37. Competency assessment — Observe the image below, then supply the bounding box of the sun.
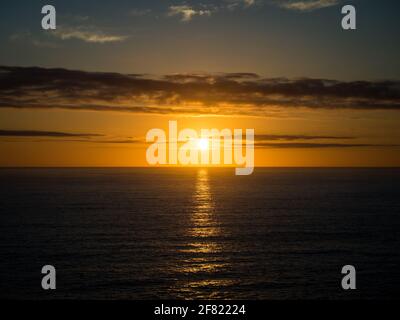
[197,138,209,151]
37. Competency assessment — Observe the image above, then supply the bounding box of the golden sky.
[1,102,400,167]
[1,1,400,167]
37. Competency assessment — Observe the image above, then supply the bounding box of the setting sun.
[197,138,209,151]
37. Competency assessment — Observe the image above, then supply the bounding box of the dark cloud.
[164,72,259,83]
[256,134,354,141]
[256,142,400,148]
[0,129,101,138]
[273,0,340,12]
[73,138,141,144]
[1,66,399,116]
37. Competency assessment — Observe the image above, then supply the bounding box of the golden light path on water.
[175,169,236,299]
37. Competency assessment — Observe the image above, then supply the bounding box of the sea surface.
[0,168,399,299]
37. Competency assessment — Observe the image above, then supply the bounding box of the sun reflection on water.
[173,169,236,298]
[188,169,219,238]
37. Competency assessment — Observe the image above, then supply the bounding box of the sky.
[1,0,400,167]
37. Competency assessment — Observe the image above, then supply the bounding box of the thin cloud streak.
[256,134,355,141]
[2,129,396,149]
[273,0,339,11]
[167,1,257,22]
[0,130,101,138]
[167,5,213,22]
[256,142,400,148]
[53,26,128,43]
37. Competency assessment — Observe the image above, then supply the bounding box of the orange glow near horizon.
[1,108,400,167]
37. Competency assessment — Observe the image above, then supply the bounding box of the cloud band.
[1,66,399,116]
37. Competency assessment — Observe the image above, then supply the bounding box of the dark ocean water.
[0,168,399,299]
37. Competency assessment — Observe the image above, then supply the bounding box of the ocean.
[0,168,399,299]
